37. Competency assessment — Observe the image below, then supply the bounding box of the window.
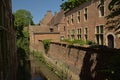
[67,17,70,26]
[95,25,104,45]
[77,11,80,23]
[99,0,104,16]
[50,28,53,32]
[68,30,70,39]
[96,26,99,34]
[71,14,74,24]
[56,25,59,31]
[95,25,104,34]
[84,28,88,41]
[64,26,66,31]
[71,29,75,35]
[71,29,75,40]
[100,25,103,33]
[77,28,82,40]
[84,8,88,21]
[85,28,88,34]
[60,36,64,40]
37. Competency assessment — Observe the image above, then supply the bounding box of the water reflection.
[32,72,46,80]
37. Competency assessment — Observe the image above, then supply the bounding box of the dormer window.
[71,14,74,24]
[67,16,70,26]
[99,0,104,17]
[77,11,80,23]
[84,8,88,21]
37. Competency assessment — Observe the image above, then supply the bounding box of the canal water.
[32,71,47,80]
[32,75,45,80]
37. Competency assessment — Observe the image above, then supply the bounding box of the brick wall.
[32,41,120,80]
[64,0,120,48]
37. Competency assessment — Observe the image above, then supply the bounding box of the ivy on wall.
[42,39,51,54]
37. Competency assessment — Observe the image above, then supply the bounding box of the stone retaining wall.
[30,40,120,80]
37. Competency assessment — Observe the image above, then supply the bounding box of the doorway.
[107,34,114,48]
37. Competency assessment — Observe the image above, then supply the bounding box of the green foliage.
[14,9,33,39]
[17,47,31,80]
[31,50,46,63]
[42,39,51,53]
[14,9,33,27]
[100,52,120,80]
[17,30,29,53]
[106,0,120,19]
[61,0,89,11]
[14,9,33,80]
[98,0,120,32]
[61,39,95,45]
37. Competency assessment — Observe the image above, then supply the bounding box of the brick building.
[0,0,17,80]
[30,0,120,49]
[29,11,60,50]
[64,0,120,48]
[48,9,66,40]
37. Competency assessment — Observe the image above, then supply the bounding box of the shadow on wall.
[79,45,120,80]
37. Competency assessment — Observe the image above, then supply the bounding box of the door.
[107,35,114,48]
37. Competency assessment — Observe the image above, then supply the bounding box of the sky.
[12,0,66,24]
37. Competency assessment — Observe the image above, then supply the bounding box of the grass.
[61,39,95,45]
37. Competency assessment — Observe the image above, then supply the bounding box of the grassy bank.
[31,51,62,80]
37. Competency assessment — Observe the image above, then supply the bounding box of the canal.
[30,55,61,80]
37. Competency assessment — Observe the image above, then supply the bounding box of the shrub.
[42,39,51,53]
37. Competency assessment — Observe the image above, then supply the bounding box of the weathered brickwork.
[29,0,120,79]
[34,41,119,80]
[0,0,17,80]
[65,0,120,48]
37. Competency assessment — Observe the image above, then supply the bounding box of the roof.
[29,25,59,33]
[48,10,65,26]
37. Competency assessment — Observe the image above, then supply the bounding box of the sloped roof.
[39,11,53,25]
[30,25,50,33]
[48,10,65,26]
[29,25,59,34]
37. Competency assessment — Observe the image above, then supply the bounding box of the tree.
[13,9,33,80]
[104,0,120,33]
[107,0,120,18]
[14,9,33,27]
[60,0,89,11]
[14,9,33,38]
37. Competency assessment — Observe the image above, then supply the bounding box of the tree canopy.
[61,0,120,31]
[60,0,89,11]
[105,0,120,32]
[106,0,120,19]
[14,9,33,27]
[14,9,32,80]
[14,9,33,39]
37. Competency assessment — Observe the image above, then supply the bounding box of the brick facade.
[29,1,120,79]
[29,11,61,50]
[34,41,119,80]
[64,0,120,48]
[30,0,120,49]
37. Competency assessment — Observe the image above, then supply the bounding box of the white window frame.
[84,8,88,21]
[77,10,80,23]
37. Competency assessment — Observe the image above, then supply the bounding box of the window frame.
[84,8,88,21]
